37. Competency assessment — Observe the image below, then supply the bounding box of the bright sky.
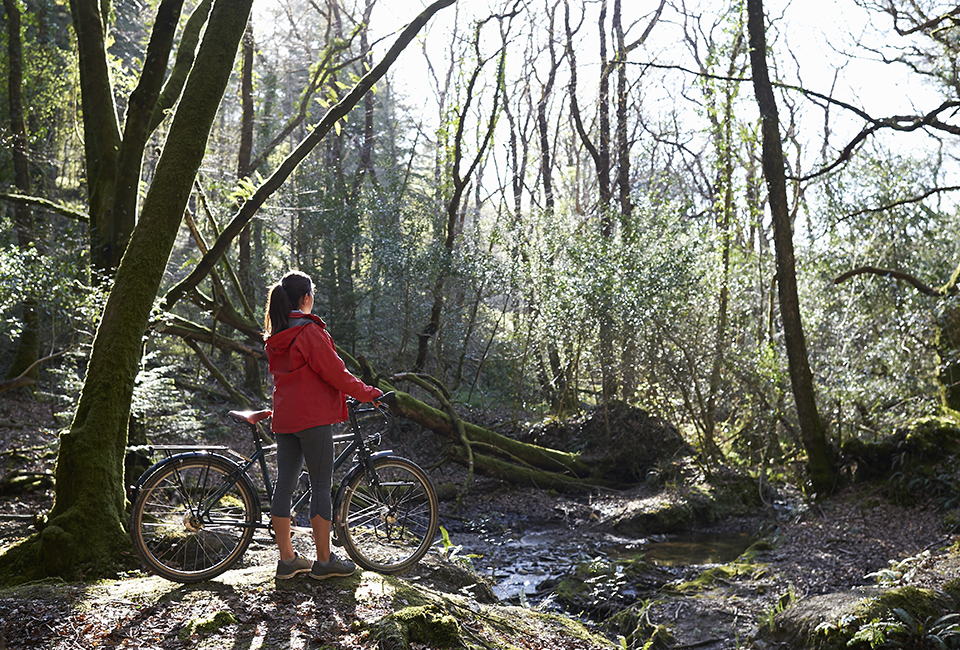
[250,0,954,186]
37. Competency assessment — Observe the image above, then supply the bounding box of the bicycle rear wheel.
[338,456,439,574]
[130,454,259,583]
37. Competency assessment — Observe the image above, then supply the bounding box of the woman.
[263,270,383,579]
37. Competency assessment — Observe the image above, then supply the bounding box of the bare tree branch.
[845,184,960,217]
[631,61,960,180]
[833,266,945,296]
[0,350,67,394]
[888,4,960,36]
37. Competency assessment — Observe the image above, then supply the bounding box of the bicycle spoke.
[339,457,439,574]
[130,455,258,583]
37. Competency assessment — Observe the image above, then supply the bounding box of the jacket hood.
[265,313,326,355]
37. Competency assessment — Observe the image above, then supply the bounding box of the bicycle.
[127,392,440,583]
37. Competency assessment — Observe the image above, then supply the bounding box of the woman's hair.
[264,270,313,338]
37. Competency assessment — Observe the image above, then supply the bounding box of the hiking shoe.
[276,553,313,579]
[309,553,357,579]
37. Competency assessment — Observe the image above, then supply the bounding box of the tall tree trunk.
[565,0,617,403]
[596,0,617,404]
[70,0,122,276]
[236,18,264,399]
[747,0,835,496]
[613,0,636,400]
[536,0,579,412]
[112,0,185,270]
[0,0,254,582]
[3,0,40,383]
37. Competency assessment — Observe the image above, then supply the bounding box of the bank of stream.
[432,471,955,649]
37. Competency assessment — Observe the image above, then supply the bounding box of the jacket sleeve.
[297,325,382,401]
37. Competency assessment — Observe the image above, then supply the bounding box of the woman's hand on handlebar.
[373,391,395,408]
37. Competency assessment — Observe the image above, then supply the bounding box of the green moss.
[373,604,463,649]
[853,586,948,623]
[747,539,775,552]
[179,610,238,640]
[669,545,769,594]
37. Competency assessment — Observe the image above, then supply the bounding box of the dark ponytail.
[264,271,313,339]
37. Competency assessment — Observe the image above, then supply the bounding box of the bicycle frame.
[128,399,394,535]
[129,391,439,581]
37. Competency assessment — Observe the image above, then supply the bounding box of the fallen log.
[446,446,614,492]
[386,387,597,482]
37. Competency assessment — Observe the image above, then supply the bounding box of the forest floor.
[0,390,956,649]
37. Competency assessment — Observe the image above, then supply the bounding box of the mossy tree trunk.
[0,0,254,582]
[748,0,836,497]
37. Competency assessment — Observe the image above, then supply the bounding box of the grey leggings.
[271,424,334,521]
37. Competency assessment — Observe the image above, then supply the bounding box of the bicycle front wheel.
[338,456,439,574]
[130,454,259,583]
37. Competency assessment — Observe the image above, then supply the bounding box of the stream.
[441,515,757,603]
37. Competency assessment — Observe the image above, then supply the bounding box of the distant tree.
[2,0,40,385]
[413,11,510,374]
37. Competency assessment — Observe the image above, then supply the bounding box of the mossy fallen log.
[388,389,595,479]
[446,446,615,492]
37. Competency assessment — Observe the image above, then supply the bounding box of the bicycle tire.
[130,454,259,583]
[338,456,439,574]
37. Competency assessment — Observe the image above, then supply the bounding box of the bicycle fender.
[127,451,253,502]
[332,450,394,522]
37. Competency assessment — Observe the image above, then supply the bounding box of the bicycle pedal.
[332,535,344,547]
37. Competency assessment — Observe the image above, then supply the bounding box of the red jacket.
[265,313,382,433]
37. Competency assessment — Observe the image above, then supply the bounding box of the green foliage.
[0,242,103,393]
[806,146,954,440]
[846,609,960,649]
[131,349,207,440]
[604,599,674,650]
[757,583,796,632]
[436,526,480,571]
[866,552,934,589]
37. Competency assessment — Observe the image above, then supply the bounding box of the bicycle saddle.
[228,409,273,425]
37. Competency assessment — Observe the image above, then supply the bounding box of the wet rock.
[542,555,674,620]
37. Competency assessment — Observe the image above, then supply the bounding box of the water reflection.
[640,531,755,566]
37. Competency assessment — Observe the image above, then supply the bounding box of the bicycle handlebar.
[346,391,395,409]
